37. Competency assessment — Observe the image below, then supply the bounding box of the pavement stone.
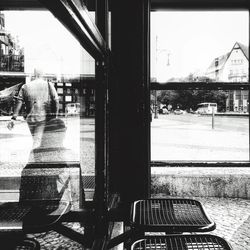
[27,222,86,250]
[199,197,250,250]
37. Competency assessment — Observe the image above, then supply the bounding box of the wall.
[151,167,250,199]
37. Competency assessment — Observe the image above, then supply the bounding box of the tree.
[153,73,228,111]
[157,89,228,111]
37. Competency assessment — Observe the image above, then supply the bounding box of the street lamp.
[154,35,171,119]
[154,89,158,119]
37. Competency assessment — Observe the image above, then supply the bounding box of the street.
[151,113,249,161]
[0,114,249,172]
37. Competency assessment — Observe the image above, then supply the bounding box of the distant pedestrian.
[7,67,59,148]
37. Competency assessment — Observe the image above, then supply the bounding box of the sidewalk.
[153,195,250,250]
[201,197,250,250]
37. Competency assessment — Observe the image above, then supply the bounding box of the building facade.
[206,42,249,112]
[0,11,24,73]
[0,11,26,115]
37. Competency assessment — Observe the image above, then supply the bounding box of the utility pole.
[154,89,158,118]
[154,35,170,119]
[154,36,159,119]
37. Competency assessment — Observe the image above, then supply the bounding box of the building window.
[235,90,241,100]
[57,87,63,94]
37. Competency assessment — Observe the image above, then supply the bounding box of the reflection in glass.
[0,11,95,203]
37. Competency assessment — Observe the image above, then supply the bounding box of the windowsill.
[152,166,250,176]
[151,166,250,199]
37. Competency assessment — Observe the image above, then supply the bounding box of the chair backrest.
[19,162,84,210]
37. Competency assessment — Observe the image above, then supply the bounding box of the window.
[0,10,96,203]
[151,10,249,162]
[235,90,241,99]
[57,87,63,94]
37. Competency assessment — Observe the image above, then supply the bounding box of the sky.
[3,10,249,81]
[151,11,249,82]
[4,11,94,76]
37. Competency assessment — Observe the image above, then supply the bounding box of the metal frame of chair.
[130,235,232,250]
[0,200,71,249]
[107,198,233,249]
[131,198,216,233]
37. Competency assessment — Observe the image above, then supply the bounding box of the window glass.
[151,11,249,162]
[151,89,249,161]
[151,11,249,83]
[0,11,95,203]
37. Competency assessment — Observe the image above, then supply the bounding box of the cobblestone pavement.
[27,222,87,250]
[25,197,250,249]
[198,197,250,250]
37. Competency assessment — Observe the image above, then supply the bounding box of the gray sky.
[151,11,249,82]
[4,10,249,81]
[4,11,94,76]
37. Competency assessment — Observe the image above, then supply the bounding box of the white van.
[196,103,217,114]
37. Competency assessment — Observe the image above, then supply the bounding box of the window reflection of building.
[29,74,95,117]
[0,11,95,118]
[53,75,95,117]
[0,11,24,73]
[0,11,25,115]
[206,42,249,112]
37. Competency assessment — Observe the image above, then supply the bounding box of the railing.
[0,54,24,72]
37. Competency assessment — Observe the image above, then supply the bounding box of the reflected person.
[19,118,77,204]
[8,67,59,148]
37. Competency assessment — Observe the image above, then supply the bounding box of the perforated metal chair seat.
[131,199,215,232]
[0,200,70,233]
[131,235,232,250]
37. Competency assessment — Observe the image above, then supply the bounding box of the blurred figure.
[28,118,76,163]
[20,118,80,205]
[7,67,59,148]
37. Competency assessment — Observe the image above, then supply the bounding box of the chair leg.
[1,235,40,250]
[19,237,41,250]
[107,228,143,249]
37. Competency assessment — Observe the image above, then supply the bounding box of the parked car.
[174,108,184,115]
[159,106,169,114]
[195,102,217,114]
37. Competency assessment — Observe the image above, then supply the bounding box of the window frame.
[0,0,111,246]
[150,4,250,166]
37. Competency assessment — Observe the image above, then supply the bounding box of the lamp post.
[154,35,171,119]
[154,89,158,118]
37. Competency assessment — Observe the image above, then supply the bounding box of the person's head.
[40,118,67,148]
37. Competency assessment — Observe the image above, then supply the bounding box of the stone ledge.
[151,167,250,199]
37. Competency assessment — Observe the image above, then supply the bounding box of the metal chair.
[131,198,215,233]
[1,235,41,250]
[107,198,216,249]
[0,200,71,249]
[0,161,74,249]
[130,235,232,250]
